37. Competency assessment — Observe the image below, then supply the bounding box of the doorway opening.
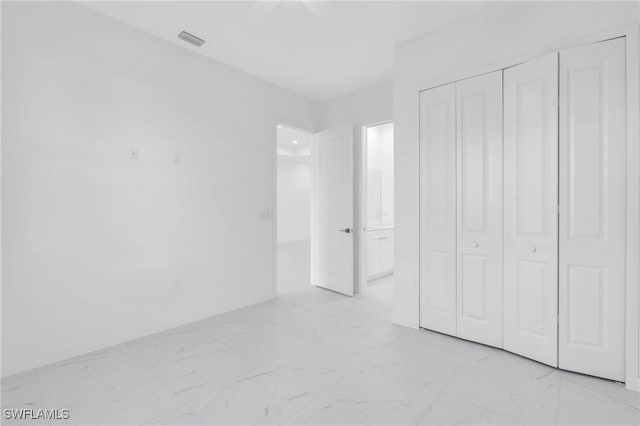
[362,122,394,301]
[276,124,313,294]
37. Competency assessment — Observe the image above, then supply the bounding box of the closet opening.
[417,36,629,383]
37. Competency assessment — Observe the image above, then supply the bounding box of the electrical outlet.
[175,280,182,290]
[130,148,138,160]
[174,153,182,166]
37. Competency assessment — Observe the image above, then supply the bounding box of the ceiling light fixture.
[292,140,299,144]
[178,31,206,47]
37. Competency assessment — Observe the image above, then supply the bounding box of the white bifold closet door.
[455,71,503,348]
[419,83,457,336]
[503,53,559,367]
[558,38,626,381]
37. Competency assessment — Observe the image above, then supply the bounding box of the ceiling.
[277,125,312,160]
[278,125,312,148]
[81,1,494,101]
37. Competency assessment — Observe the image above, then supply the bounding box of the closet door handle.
[473,242,479,248]
[530,247,537,253]
[339,228,352,234]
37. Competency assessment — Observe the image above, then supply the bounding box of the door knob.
[530,247,537,253]
[473,242,479,248]
[339,228,352,234]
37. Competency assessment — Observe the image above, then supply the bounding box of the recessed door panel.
[460,94,487,233]
[460,254,488,321]
[515,260,548,336]
[567,266,605,347]
[559,38,626,381]
[567,69,605,239]
[419,83,457,335]
[503,53,559,367]
[427,251,454,312]
[455,71,503,348]
[368,238,382,277]
[381,237,394,272]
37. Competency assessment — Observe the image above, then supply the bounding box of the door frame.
[359,120,394,294]
[621,22,640,393]
[274,122,315,296]
[414,23,639,391]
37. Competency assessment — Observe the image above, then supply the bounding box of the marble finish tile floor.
[2,276,639,425]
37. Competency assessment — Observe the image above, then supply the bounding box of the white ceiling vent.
[178,31,206,47]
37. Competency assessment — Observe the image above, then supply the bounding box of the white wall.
[277,159,311,243]
[317,80,393,130]
[1,2,316,377]
[393,0,639,331]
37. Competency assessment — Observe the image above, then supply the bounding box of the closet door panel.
[503,53,559,367]
[419,83,457,335]
[456,71,503,348]
[559,38,626,381]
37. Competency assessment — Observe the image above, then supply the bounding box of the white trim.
[623,23,640,393]
[311,129,317,288]
[368,270,394,281]
[358,125,368,294]
[0,0,3,330]
[414,26,638,98]
[274,125,278,297]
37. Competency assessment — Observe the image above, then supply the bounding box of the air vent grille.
[178,31,206,47]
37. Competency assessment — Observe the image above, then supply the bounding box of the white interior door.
[503,53,559,366]
[312,124,354,296]
[455,71,503,348]
[419,83,457,335]
[559,38,626,381]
